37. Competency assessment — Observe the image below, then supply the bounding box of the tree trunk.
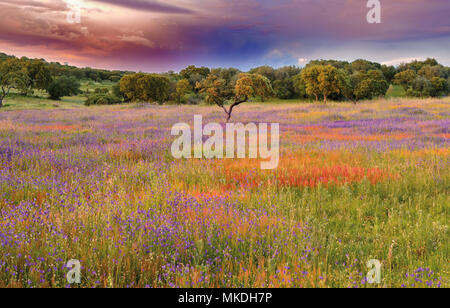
[221,97,248,123]
[314,94,318,101]
[226,112,232,123]
[222,106,233,123]
[0,87,9,108]
[323,95,327,104]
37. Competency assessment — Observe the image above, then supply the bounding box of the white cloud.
[117,35,156,48]
[381,57,425,66]
[297,58,308,66]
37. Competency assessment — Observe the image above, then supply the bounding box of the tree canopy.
[197,73,273,122]
[1,51,449,109]
[0,58,29,107]
[47,76,81,100]
[119,73,171,104]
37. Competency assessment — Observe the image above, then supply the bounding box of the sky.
[0,0,449,72]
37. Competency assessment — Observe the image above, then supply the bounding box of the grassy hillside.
[0,81,116,110]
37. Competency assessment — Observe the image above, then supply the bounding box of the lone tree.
[0,58,28,108]
[197,73,273,122]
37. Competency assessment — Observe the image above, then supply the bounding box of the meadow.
[0,96,448,288]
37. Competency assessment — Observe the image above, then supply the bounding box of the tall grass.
[0,97,448,288]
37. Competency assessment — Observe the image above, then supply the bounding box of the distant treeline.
[0,52,134,105]
[0,51,449,108]
[0,52,133,82]
[114,59,450,106]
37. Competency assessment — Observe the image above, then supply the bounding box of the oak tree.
[197,73,273,122]
[0,58,29,107]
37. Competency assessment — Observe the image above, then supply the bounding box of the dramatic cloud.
[89,0,194,14]
[0,0,67,11]
[0,0,449,71]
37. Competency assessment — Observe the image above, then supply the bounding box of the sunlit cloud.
[88,0,194,14]
[381,57,426,66]
[0,0,449,71]
[298,58,308,66]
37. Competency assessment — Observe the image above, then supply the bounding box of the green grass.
[81,80,115,94]
[0,93,86,110]
[0,81,117,111]
[386,85,406,98]
[0,99,448,288]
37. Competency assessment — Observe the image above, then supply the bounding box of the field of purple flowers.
[0,98,448,288]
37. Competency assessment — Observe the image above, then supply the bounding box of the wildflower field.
[0,98,448,288]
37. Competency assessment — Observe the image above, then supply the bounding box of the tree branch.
[222,96,248,123]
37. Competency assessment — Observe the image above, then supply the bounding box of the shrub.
[47,76,81,100]
[183,93,203,105]
[94,87,109,94]
[85,93,122,106]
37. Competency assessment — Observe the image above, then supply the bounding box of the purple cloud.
[89,0,193,14]
[0,0,449,71]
